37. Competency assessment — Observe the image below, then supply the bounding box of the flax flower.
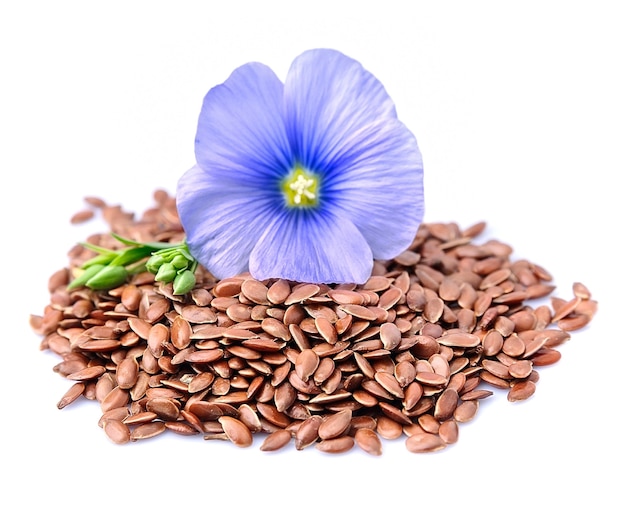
[176,49,424,284]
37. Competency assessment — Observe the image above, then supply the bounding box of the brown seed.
[122,411,158,425]
[523,335,548,358]
[285,284,320,305]
[98,407,129,428]
[295,415,323,450]
[352,390,379,408]
[405,432,446,453]
[508,380,536,402]
[57,382,85,409]
[70,209,95,224]
[379,286,404,310]
[146,397,180,421]
[482,359,512,380]
[418,414,441,434]
[184,349,224,364]
[437,332,481,348]
[394,360,417,388]
[241,279,271,305]
[374,371,404,399]
[188,372,215,393]
[557,314,591,331]
[46,333,72,355]
[266,279,291,304]
[236,404,262,433]
[165,421,199,436]
[541,329,571,348]
[423,297,444,322]
[552,297,582,322]
[256,402,292,429]
[416,372,448,387]
[531,348,562,366]
[130,371,150,401]
[170,315,192,350]
[100,386,130,413]
[439,419,459,444]
[572,282,591,300]
[508,360,533,379]
[218,416,253,447]
[480,268,512,289]
[212,277,243,297]
[116,357,139,390]
[274,382,297,413]
[66,365,106,381]
[434,388,459,421]
[482,330,504,357]
[187,402,224,421]
[130,421,166,441]
[379,322,402,350]
[103,419,131,444]
[479,370,510,389]
[316,436,355,454]
[403,381,424,411]
[147,323,168,357]
[180,304,217,324]
[120,285,142,312]
[502,334,526,357]
[313,357,336,385]
[295,349,319,382]
[318,409,353,440]
[315,316,338,345]
[454,399,479,422]
[260,318,291,342]
[354,427,383,456]
[260,429,292,452]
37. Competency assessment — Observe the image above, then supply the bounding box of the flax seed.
[130,421,167,441]
[103,419,131,444]
[354,427,383,456]
[218,416,253,447]
[405,432,446,453]
[260,429,292,452]
[316,435,355,454]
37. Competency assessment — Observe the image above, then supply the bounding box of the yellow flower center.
[281,167,319,208]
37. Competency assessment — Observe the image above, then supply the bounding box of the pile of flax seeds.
[30,190,597,454]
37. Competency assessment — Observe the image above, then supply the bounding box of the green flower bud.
[85,265,129,290]
[154,262,177,283]
[170,254,189,270]
[67,264,106,290]
[145,253,165,274]
[109,245,155,267]
[81,252,118,269]
[173,269,196,295]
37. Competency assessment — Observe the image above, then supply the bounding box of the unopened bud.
[67,264,106,290]
[155,262,177,283]
[146,254,165,274]
[170,254,189,270]
[173,269,196,295]
[85,265,128,290]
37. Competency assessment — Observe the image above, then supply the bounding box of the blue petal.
[283,49,397,172]
[177,165,281,279]
[195,62,293,181]
[283,49,424,260]
[324,117,424,260]
[249,208,373,284]
[179,62,296,279]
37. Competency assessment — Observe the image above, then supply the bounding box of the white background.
[1,1,624,509]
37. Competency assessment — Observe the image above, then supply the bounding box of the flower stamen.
[282,167,319,208]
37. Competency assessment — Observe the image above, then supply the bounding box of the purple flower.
[176,49,424,284]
